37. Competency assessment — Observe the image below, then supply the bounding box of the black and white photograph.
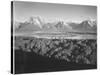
[11,1,97,74]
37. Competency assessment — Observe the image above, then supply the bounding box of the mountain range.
[15,16,97,34]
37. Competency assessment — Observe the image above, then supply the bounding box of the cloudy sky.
[13,1,97,23]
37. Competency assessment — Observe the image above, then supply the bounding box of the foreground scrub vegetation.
[15,36,97,65]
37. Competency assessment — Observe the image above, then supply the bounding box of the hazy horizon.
[13,1,97,23]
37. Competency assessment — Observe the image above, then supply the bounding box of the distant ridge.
[14,16,97,34]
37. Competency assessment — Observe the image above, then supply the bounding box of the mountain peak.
[28,16,43,28]
[81,20,97,27]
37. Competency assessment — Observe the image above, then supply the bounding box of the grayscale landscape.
[12,1,97,74]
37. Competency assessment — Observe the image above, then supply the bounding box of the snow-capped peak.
[86,20,96,27]
[28,16,43,28]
